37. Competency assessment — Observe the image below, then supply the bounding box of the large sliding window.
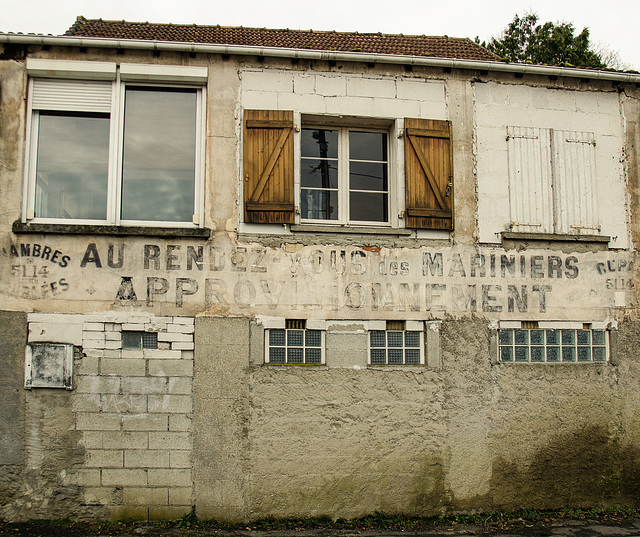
[24,60,207,227]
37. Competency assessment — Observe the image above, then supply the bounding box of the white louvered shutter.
[31,79,112,113]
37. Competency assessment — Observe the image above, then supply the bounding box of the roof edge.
[1,33,639,84]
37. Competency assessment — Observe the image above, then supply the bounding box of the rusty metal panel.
[31,78,112,113]
[507,126,553,233]
[552,130,598,235]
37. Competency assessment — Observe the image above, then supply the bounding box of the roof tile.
[65,17,498,62]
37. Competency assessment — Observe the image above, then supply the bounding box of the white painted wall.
[475,82,628,248]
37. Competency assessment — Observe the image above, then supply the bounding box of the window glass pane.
[547,347,560,362]
[592,330,606,346]
[349,131,387,162]
[562,330,576,345]
[305,330,321,347]
[530,330,544,345]
[305,348,322,364]
[349,162,388,192]
[370,331,386,347]
[269,329,285,346]
[269,347,285,364]
[577,347,591,362]
[531,347,544,362]
[514,329,529,345]
[301,189,338,220]
[405,332,420,347]
[405,349,420,364]
[301,129,338,159]
[546,330,560,345]
[287,348,304,364]
[500,347,513,362]
[370,349,386,365]
[35,112,110,220]
[577,330,591,346]
[388,349,403,364]
[121,87,197,222]
[287,330,304,346]
[301,159,339,188]
[499,330,513,345]
[122,331,141,349]
[592,347,607,362]
[349,191,388,222]
[387,332,403,347]
[562,347,576,362]
[515,346,529,362]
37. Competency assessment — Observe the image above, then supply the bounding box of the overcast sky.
[3,0,639,70]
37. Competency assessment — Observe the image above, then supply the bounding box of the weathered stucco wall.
[1,45,640,522]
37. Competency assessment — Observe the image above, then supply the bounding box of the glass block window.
[266,328,324,365]
[369,330,423,365]
[122,331,158,350]
[498,328,608,363]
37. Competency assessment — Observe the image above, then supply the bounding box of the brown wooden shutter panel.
[404,118,453,230]
[243,110,295,224]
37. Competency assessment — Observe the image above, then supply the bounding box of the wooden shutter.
[404,118,453,230]
[243,110,295,224]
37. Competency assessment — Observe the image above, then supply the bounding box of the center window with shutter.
[243,110,453,231]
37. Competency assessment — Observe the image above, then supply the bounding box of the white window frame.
[22,60,207,228]
[263,319,326,365]
[297,119,397,228]
[497,321,609,363]
[367,320,425,365]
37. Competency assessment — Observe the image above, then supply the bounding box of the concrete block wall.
[27,313,194,520]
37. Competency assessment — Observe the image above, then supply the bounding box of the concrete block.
[396,78,445,102]
[104,339,122,350]
[75,356,100,376]
[79,431,103,449]
[111,506,149,521]
[148,395,192,414]
[158,332,193,342]
[82,339,106,350]
[29,322,83,345]
[101,468,148,487]
[170,451,191,469]
[83,322,105,331]
[169,414,192,432]
[76,412,121,431]
[122,323,145,331]
[315,74,347,97]
[172,317,195,326]
[121,377,167,395]
[347,76,396,98]
[125,449,170,468]
[168,323,195,333]
[101,358,146,377]
[169,487,192,506]
[372,97,420,118]
[144,349,183,359]
[172,341,195,351]
[122,349,144,359]
[122,487,167,506]
[84,487,117,506]
[149,506,190,519]
[83,331,106,341]
[102,431,149,450]
[105,323,122,332]
[293,73,315,94]
[101,394,148,414]
[86,449,124,468]
[242,90,278,110]
[76,376,120,394]
[72,393,101,412]
[74,469,101,487]
[148,468,192,487]
[180,351,194,361]
[166,378,192,395]
[121,413,169,432]
[242,69,293,93]
[105,331,121,341]
[148,359,193,377]
[149,432,191,450]
[325,96,374,116]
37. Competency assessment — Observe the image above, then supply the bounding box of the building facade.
[1,18,640,521]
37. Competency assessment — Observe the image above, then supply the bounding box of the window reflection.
[121,87,197,222]
[35,112,110,220]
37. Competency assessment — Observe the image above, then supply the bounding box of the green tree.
[482,12,606,69]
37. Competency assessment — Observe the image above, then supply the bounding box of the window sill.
[290,224,413,236]
[501,231,611,252]
[12,221,212,239]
